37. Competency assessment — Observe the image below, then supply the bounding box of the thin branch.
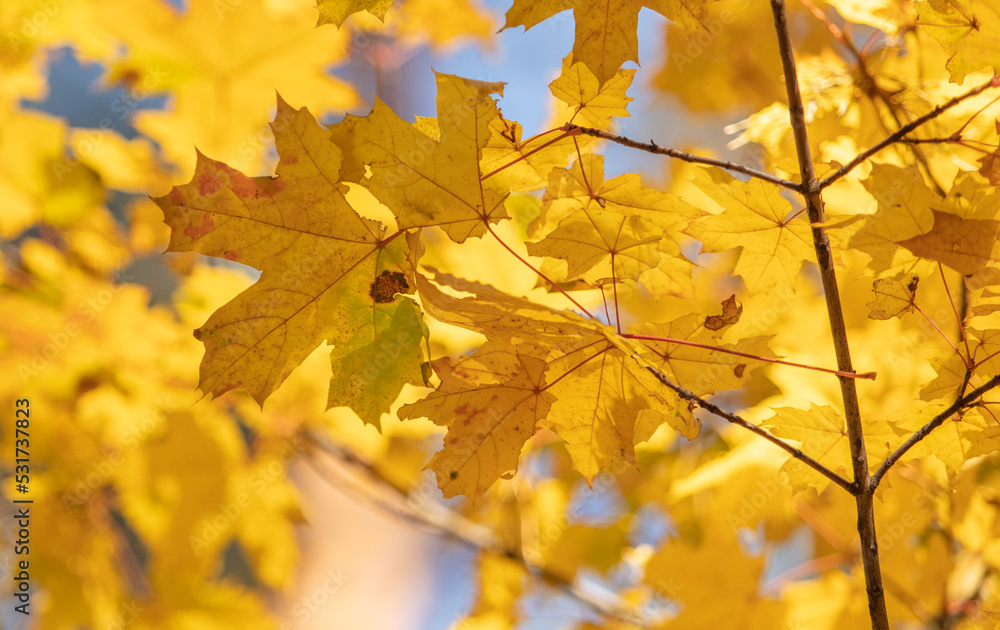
[769,1,888,628]
[898,136,958,145]
[641,361,857,494]
[872,373,1000,488]
[876,94,948,196]
[561,124,802,191]
[301,430,653,628]
[819,75,1000,189]
[897,136,995,157]
[486,224,595,319]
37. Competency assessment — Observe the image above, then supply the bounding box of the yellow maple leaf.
[400,351,556,497]
[848,163,936,273]
[0,0,117,72]
[0,109,103,238]
[480,113,572,193]
[503,0,710,86]
[459,553,524,630]
[921,327,1000,401]
[401,271,690,495]
[632,310,774,397]
[898,209,1000,275]
[535,154,701,238]
[527,206,665,281]
[916,0,1000,83]
[684,165,813,293]
[764,405,894,491]
[316,0,495,47]
[890,405,1000,479]
[549,54,635,129]
[480,57,635,193]
[829,0,911,36]
[867,276,919,320]
[331,72,509,243]
[154,96,428,428]
[314,0,393,26]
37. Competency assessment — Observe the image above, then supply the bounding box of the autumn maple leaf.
[154,96,427,428]
[503,0,711,87]
[399,271,693,497]
[330,72,509,243]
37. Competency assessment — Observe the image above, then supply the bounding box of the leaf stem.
[572,134,596,197]
[486,224,595,319]
[621,333,876,380]
[380,228,408,245]
[600,284,612,323]
[480,129,572,182]
[940,263,973,367]
[561,124,802,191]
[912,303,965,365]
[611,255,621,333]
[871,373,1000,488]
[641,362,856,494]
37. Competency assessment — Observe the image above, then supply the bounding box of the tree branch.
[769,1,888,628]
[561,123,801,191]
[871,373,1000,488]
[818,75,999,190]
[300,430,654,628]
[641,362,856,494]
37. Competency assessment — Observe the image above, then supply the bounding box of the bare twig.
[561,124,802,191]
[819,75,1000,189]
[769,1,888,628]
[641,362,857,494]
[871,374,1000,488]
[301,430,653,628]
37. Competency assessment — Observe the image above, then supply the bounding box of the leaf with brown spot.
[154,95,428,428]
[705,294,742,331]
[867,277,918,320]
[370,270,409,304]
